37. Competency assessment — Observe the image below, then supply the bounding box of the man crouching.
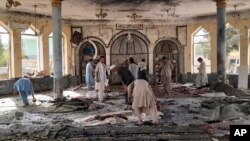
[127,79,159,125]
[14,78,36,107]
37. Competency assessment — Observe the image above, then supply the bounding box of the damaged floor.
[1,84,250,141]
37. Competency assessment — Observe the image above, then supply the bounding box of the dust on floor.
[0,84,249,140]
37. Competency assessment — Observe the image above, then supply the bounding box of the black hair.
[100,56,105,59]
[198,57,203,62]
[162,56,167,60]
[141,59,145,62]
[129,57,136,64]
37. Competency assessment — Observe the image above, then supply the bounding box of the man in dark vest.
[110,64,135,104]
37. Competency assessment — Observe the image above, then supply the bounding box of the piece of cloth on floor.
[210,103,249,121]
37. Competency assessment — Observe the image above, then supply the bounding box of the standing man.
[95,56,107,102]
[161,56,173,94]
[13,78,36,107]
[138,58,148,81]
[128,57,138,79]
[195,57,208,87]
[110,64,134,104]
[85,58,94,91]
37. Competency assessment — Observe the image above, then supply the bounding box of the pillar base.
[54,78,63,99]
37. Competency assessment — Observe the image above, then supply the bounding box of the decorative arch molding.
[155,37,183,53]
[0,21,11,33]
[154,37,185,74]
[75,36,107,81]
[226,23,238,29]
[191,23,213,34]
[77,36,107,55]
[29,24,40,35]
[108,30,150,48]
[192,26,210,36]
[154,37,184,55]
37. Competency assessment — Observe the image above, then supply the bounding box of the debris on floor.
[0,83,250,140]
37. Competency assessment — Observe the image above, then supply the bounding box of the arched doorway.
[154,37,184,83]
[108,30,150,83]
[108,30,150,66]
[77,37,106,83]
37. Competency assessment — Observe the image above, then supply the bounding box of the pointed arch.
[108,30,150,66]
[0,21,11,33]
[192,26,209,37]
[154,37,184,82]
[192,27,211,73]
[76,36,106,83]
[108,30,150,48]
[29,24,40,35]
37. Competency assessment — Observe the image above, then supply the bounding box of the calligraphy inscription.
[116,24,143,30]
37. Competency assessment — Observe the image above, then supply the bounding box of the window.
[21,28,39,75]
[226,25,240,74]
[0,26,10,79]
[48,33,65,75]
[193,28,211,73]
[249,30,250,73]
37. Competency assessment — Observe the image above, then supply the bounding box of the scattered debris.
[72,84,84,91]
[14,112,24,118]
[199,92,227,98]
[0,83,250,140]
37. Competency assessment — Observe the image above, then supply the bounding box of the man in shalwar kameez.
[195,57,208,87]
[138,58,148,81]
[128,57,139,79]
[160,56,173,94]
[127,78,159,125]
[95,56,107,102]
[85,58,94,91]
[110,64,134,104]
[14,78,36,107]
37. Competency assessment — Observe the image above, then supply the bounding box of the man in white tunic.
[95,56,107,102]
[195,57,208,87]
[128,57,139,79]
[160,56,173,94]
[128,79,159,125]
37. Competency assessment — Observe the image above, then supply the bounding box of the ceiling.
[0,0,250,21]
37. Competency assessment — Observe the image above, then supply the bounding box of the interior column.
[215,0,227,82]
[10,29,22,78]
[52,0,63,100]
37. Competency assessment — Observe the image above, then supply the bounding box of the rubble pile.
[0,83,250,140]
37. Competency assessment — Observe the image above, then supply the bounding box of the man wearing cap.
[110,64,134,104]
